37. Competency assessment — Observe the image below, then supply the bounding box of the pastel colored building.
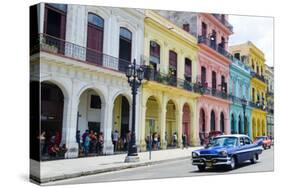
[229,55,252,139]
[157,12,234,139]
[140,10,200,150]
[229,42,267,139]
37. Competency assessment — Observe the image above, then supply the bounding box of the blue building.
[229,57,252,138]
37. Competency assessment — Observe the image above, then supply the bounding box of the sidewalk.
[30,146,202,183]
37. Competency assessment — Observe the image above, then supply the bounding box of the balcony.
[212,14,233,32]
[248,101,266,111]
[143,67,230,100]
[198,36,234,61]
[250,71,266,83]
[31,33,131,74]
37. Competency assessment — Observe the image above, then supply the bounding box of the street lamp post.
[241,96,248,136]
[125,59,144,163]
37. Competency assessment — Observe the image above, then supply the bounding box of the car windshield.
[208,137,238,147]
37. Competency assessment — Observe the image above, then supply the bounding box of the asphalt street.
[44,147,274,186]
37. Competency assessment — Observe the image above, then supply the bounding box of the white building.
[30,3,144,158]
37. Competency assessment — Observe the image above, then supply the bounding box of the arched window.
[86,13,104,65]
[119,27,132,72]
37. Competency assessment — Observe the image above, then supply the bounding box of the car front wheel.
[197,165,206,172]
[228,157,236,170]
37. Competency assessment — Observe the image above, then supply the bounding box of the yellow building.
[229,41,267,139]
[139,10,200,151]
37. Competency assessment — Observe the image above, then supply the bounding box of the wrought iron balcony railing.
[232,57,251,72]
[248,100,266,111]
[143,67,230,100]
[198,36,234,61]
[250,71,266,83]
[266,91,274,97]
[212,14,234,32]
[31,33,132,74]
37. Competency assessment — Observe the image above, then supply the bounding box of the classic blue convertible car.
[192,134,263,171]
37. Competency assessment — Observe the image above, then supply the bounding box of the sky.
[228,15,274,67]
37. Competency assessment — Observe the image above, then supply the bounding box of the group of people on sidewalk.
[111,130,131,152]
[38,131,68,159]
[145,132,188,150]
[76,130,104,156]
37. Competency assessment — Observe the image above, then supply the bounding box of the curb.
[32,156,191,184]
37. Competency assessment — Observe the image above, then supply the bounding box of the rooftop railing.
[31,33,132,74]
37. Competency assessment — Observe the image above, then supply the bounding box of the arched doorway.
[210,110,216,132]
[220,112,225,133]
[231,113,235,134]
[112,95,130,152]
[238,115,243,134]
[182,103,191,145]
[119,27,132,72]
[77,88,104,156]
[145,96,160,149]
[41,82,64,146]
[166,100,176,147]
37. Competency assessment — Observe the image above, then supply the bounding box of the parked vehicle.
[191,134,263,171]
[254,136,272,149]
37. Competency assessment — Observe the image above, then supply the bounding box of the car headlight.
[192,152,199,158]
[219,150,228,157]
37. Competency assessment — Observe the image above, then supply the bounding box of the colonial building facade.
[30,3,145,158]
[229,54,252,139]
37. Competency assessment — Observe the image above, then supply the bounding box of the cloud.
[228,15,274,66]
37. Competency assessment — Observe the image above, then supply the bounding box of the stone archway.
[166,100,177,147]
[112,95,130,152]
[77,88,105,156]
[145,96,160,149]
[220,112,225,133]
[182,103,191,145]
[210,110,216,132]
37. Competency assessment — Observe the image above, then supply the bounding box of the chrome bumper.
[192,157,231,166]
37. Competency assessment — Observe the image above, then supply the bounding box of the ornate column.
[215,114,220,131]
[176,110,183,147]
[190,102,200,146]
[64,97,79,158]
[102,101,114,155]
[139,104,147,151]
[159,108,167,149]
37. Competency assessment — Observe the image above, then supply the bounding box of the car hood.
[195,146,233,155]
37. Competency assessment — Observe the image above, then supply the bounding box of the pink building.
[196,13,233,137]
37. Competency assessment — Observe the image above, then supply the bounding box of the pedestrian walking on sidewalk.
[83,130,90,156]
[182,133,187,149]
[172,132,177,148]
[112,130,119,152]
